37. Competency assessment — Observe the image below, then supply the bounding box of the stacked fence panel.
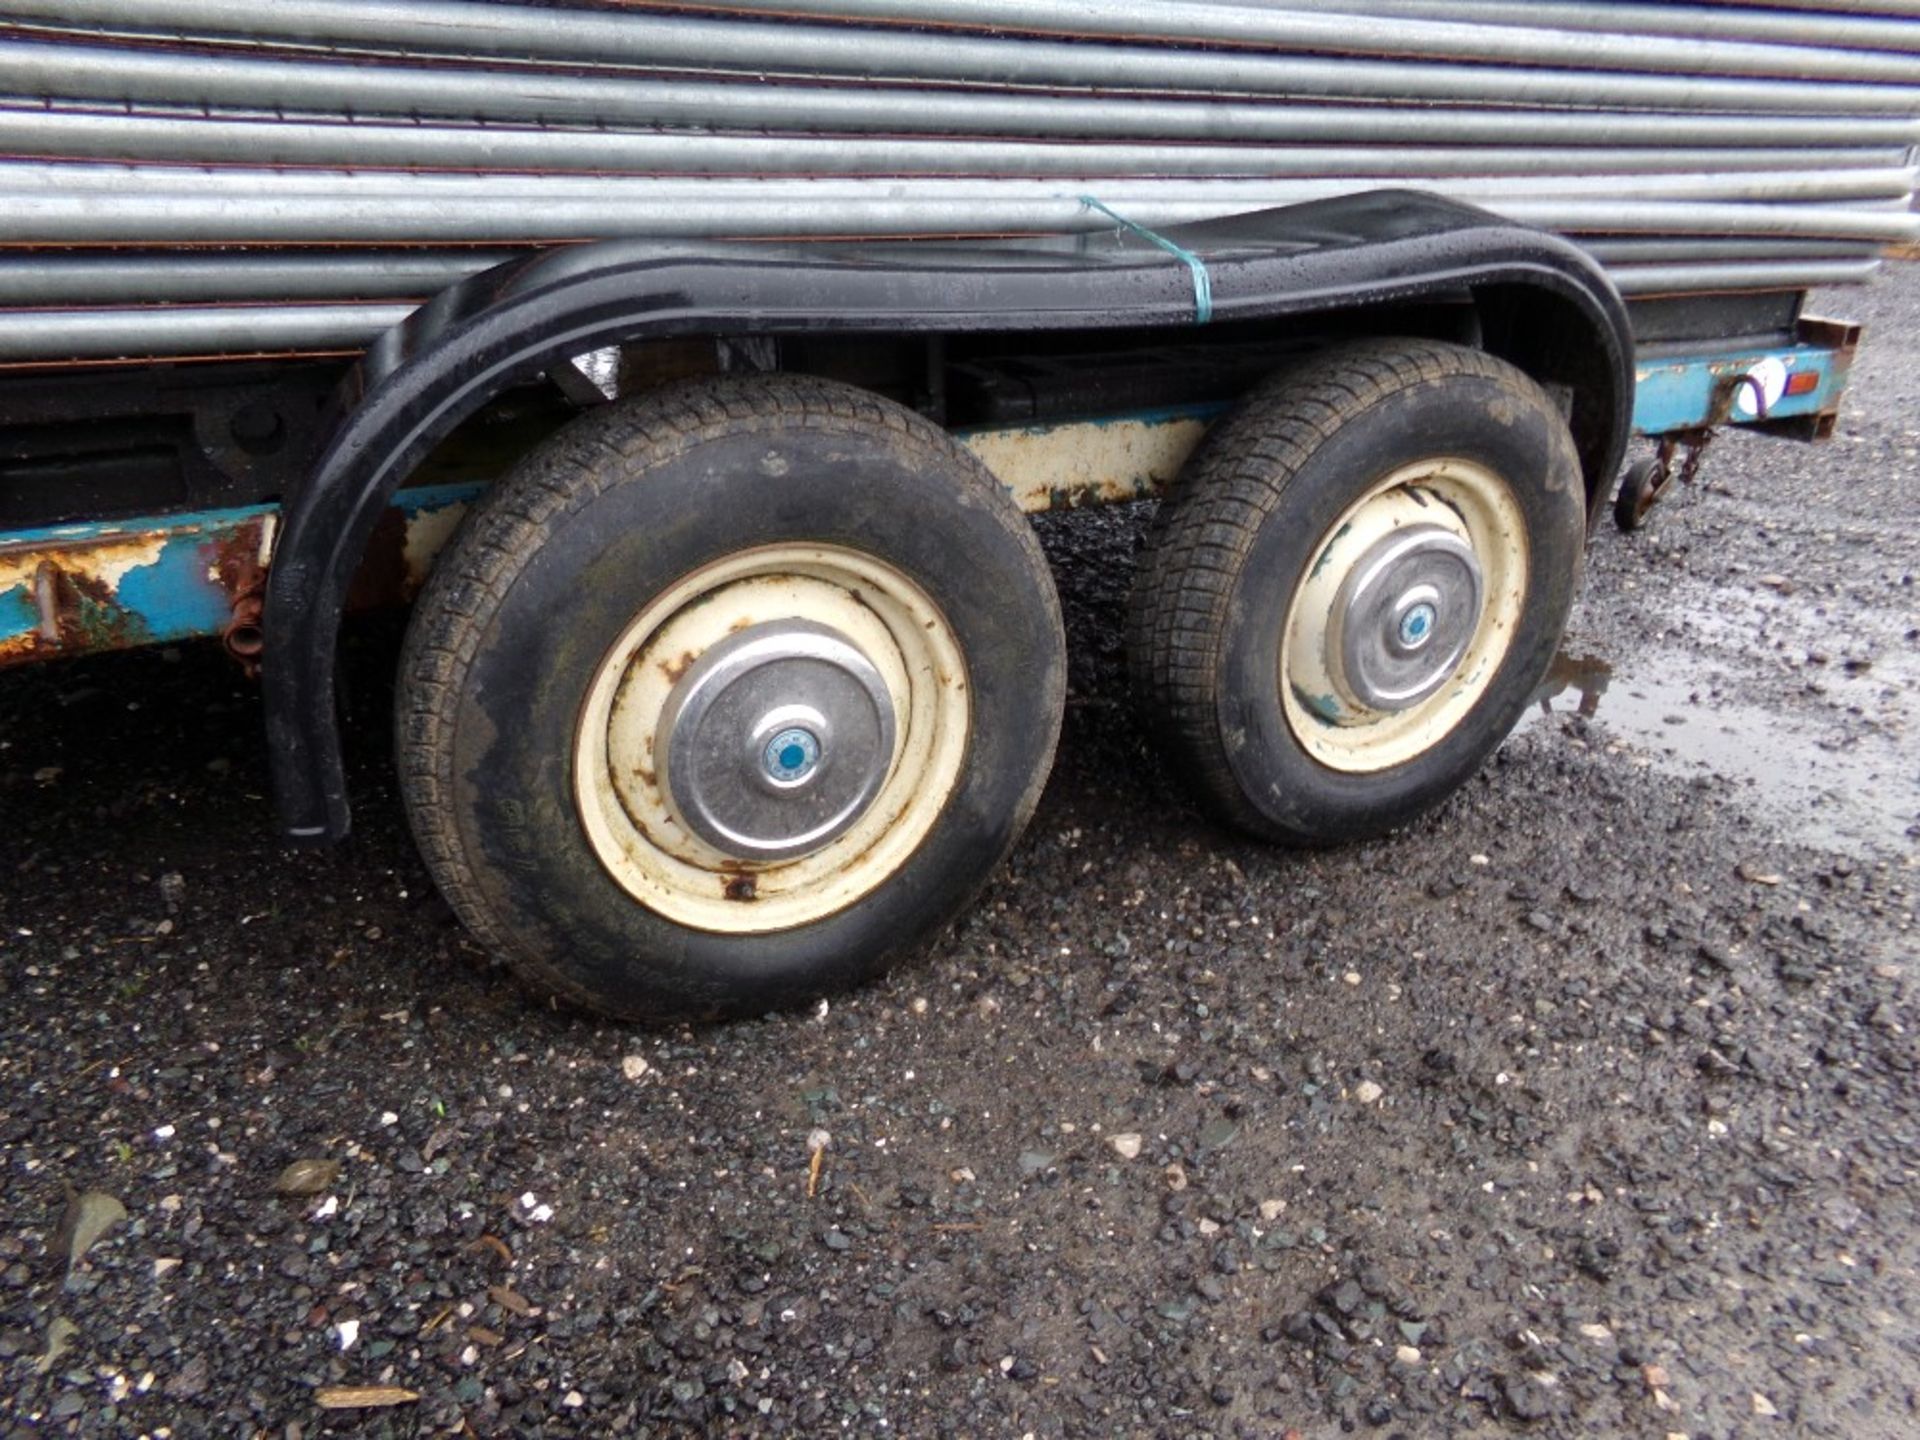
[1,0,1916,362]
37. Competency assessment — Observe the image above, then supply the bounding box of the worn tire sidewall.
[442,416,1063,1018]
[1219,371,1583,840]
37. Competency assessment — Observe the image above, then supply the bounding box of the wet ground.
[3,269,1917,1439]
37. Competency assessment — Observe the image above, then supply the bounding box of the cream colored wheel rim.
[573,544,970,933]
[1281,458,1527,774]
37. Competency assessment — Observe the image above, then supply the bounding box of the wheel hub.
[1331,524,1483,712]
[657,620,897,862]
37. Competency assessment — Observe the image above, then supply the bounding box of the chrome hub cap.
[657,620,897,862]
[1282,459,1528,774]
[573,544,971,934]
[1332,525,1484,712]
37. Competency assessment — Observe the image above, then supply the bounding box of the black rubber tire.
[397,374,1065,1021]
[1613,457,1664,533]
[1127,338,1585,846]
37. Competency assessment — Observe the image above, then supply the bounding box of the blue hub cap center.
[763,727,821,783]
[1398,602,1437,647]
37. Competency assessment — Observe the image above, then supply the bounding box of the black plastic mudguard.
[264,189,1633,842]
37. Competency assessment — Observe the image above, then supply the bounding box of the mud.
[1,270,1916,1437]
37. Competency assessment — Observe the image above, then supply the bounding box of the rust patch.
[660,650,699,683]
[723,874,758,902]
[0,537,166,667]
[56,568,151,653]
[0,532,165,597]
[201,519,272,672]
[961,413,1210,513]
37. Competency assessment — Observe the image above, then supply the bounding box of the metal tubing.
[1687,0,1920,16]
[0,239,1889,307]
[0,251,511,304]
[1608,259,1883,295]
[32,0,1920,85]
[1194,0,1920,57]
[9,41,1918,148]
[1580,238,1879,263]
[634,0,1920,83]
[0,108,1905,181]
[0,302,413,361]
[0,260,1883,359]
[8,2,1920,113]
[0,0,1911,366]
[2,188,1911,245]
[7,162,1912,205]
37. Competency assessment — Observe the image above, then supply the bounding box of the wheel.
[1612,456,1665,532]
[398,374,1065,1020]
[1128,338,1585,845]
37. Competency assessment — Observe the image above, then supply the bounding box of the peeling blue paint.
[0,334,1859,669]
[1631,340,1849,436]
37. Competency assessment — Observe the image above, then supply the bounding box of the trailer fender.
[264,188,1632,842]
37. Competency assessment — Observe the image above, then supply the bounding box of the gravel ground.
[3,268,1917,1439]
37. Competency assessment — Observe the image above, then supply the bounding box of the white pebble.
[1354,1080,1384,1105]
[1395,1345,1422,1365]
[334,1319,359,1352]
[620,1054,650,1081]
[1109,1132,1143,1160]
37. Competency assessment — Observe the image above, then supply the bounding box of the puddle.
[1523,649,1919,857]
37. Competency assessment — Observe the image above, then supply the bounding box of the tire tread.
[1128,338,1567,842]
[398,374,1059,1016]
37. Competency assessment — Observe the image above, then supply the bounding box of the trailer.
[0,1,1910,1017]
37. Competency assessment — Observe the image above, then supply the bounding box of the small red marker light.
[1784,370,1821,396]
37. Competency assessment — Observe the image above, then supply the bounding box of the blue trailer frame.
[0,329,1860,659]
[0,315,1859,671]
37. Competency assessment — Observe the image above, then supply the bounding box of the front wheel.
[1128,339,1586,845]
[1613,456,1666,532]
[398,375,1065,1020]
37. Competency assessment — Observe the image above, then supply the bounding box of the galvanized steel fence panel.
[0,0,1915,362]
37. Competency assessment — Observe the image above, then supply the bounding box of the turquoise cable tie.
[1078,195,1214,325]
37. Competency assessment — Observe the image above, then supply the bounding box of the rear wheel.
[399,374,1065,1020]
[1128,339,1585,844]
